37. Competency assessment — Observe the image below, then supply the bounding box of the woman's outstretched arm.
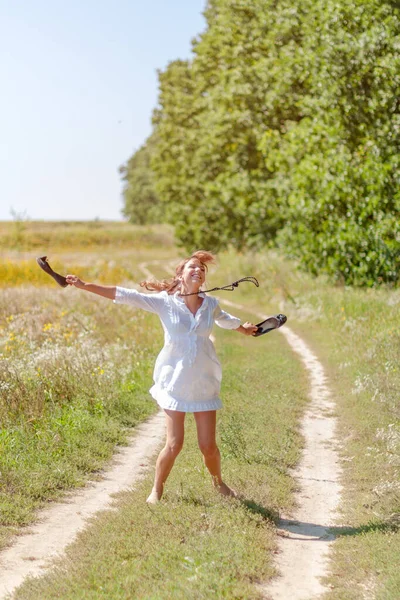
[213,301,258,335]
[66,275,116,300]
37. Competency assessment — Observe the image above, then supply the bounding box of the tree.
[133,0,400,284]
[120,134,164,225]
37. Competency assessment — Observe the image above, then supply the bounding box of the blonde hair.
[140,250,216,295]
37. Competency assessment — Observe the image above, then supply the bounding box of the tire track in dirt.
[0,263,341,599]
[0,412,165,599]
[220,298,342,599]
[0,262,166,600]
[142,265,342,597]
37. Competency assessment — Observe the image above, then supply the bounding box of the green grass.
[0,278,163,551]
[215,250,400,600]
[0,237,177,555]
[3,226,399,597]
[11,309,309,599]
[0,366,156,537]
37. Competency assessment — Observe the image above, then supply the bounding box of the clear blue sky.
[0,0,206,221]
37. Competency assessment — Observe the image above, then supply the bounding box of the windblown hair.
[140,250,216,295]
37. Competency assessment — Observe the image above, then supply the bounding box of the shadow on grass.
[165,491,399,540]
[235,496,399,541]
[331,518,399,537]
[170,492,280,523]
[240,498,279,523]
[273,517,399,542]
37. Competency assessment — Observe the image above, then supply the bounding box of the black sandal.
[254,314,287,337]
[36,256,68,288]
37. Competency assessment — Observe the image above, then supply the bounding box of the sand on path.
[221,298,342,599]
[0,412,165,599]
[0,262,167,599]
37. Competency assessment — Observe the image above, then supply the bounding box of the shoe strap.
[180,276,259,297]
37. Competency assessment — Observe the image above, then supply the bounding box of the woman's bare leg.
[194,410,236,497]
[146,409,185,504]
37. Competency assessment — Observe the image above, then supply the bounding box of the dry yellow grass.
[0,220,174,251]
[0,220,178,287]
[0,258,138,287]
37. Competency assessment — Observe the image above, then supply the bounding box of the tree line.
[120,0,400,286]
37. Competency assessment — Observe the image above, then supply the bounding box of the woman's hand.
[237,322,259,336]
[66,275,86,289]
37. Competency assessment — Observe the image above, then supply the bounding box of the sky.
[0,0,206,221]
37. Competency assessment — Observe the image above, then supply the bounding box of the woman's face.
[180,259,206,290]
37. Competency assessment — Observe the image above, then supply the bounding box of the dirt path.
[0,260,169,598]
[221,298,342,599]
[0,412,165,600]
[0,264,341,599]
[0,262,167,600]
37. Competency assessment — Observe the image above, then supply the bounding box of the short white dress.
[114,287,241,412]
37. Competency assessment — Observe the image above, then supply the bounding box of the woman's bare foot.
[146,489,162,504]
[215,481,238,498]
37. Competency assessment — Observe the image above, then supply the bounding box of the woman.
[66,251,257,503]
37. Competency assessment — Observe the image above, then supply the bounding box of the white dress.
[114,287,241,412]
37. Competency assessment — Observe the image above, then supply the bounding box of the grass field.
[0,224,177,552]
[1,222,399,598]
[217,250,400,600]
[0,285,162,551]
[0,220,174,252]
[0,221,176,286]
[11,309,309,600]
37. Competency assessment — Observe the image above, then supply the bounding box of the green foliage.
[152,6,287,251]
[122,0,400,285]
[120,134,164,225]
[260,0,400,286]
